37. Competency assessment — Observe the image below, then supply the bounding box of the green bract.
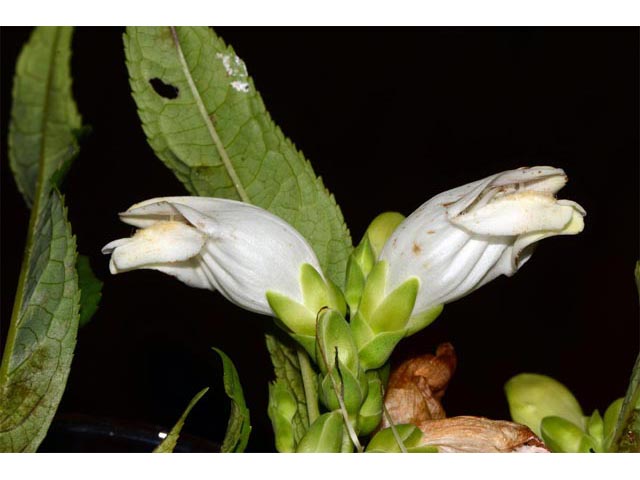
[366,424,438,453]
[505,373,585,437]
[540,416,592,453]
[364,212,405,258]
[296,412,344,453]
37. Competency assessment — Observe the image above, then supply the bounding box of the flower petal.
[109,221,206,272]
[451,191,578,236]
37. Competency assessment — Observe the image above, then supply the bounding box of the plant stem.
[296,348,320,425]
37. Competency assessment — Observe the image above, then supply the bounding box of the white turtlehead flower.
[379,166,586,317]
[102,197,323,316]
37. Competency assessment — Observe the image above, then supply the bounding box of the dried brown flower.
[381,343,457,429]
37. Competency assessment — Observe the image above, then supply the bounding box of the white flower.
[379,166,586,317]
[102,197,323,316]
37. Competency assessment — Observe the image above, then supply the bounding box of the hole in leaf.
[149,78,179,99]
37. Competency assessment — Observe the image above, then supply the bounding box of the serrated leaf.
[265,333,311,449]
[123,26,352,287]
[1,26,82,453]
[212,348,251,452]
[0,191,80,452]
[76,255,103,328]
[9,26,82,214]
[153,387,209,453]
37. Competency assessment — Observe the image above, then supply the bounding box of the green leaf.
[9,27,82,214]
[610,352,640,452]
[76,255,103,328]
[1,26,82,453]
[212,348,251,452]
[265,333,313,449]
[124,26,352,287]
[0,191,80,452]
[153,387,209,453]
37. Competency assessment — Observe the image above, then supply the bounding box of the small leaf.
[153,387,209,453]
[265,333,311,449]
[603,397,623,450]
[0,191,80,452]
[586,410,604,452]
[212,348,251,452]
[124,26,352,287]
[76,255,103,327]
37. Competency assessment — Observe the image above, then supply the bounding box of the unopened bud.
[358,371,384,436]
[296,412,344,453]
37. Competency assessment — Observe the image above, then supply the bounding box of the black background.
[1,27,638,452]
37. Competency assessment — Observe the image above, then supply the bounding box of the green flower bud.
[358,371,384,436]
[296,412,344,453]
[267,263,345,349]
[504,373,585,437]
[320,364,367,415]
[351,261,420,370]
[315,308,359,375]
[540,416,592,453]
[365,212,406,258]
[344,236,375,315]
[366,424,438,453]
[267,382,297,452]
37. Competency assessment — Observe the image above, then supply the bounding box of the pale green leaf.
[9,26,82,214]
[153,387,209,453]
[265,333,311,448]
[76,255,103,328]
[0,191,80,452]
[212,348,251,452]
[123,26,352,286]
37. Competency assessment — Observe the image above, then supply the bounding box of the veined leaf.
[123,26,352,286]
[153,387,209,453]
[0,191,80,452]
[213,348,251,452]
[265,333,312,450]
[76,255,103,328]
[9,26,82,214]
[1,26,82,453]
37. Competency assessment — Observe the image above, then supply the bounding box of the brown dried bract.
[416,416,549,453]
[380,342,457,429]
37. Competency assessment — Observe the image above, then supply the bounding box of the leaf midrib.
[170,26,250,204]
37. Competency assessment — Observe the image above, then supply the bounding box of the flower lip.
[445,166,567,219]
